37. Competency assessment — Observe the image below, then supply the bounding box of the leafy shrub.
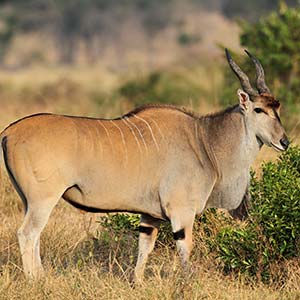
[99,213,140,233]
[216,226,260,276]
[251,146,300,259]
[216,145,300,282]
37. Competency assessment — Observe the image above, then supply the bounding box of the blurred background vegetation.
[0,0,296,66]
[0,0,299,131]
[0,0,299,127]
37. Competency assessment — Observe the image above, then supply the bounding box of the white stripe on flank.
[95,124,104,158]
[146,116,164,139]
[194,120,199,141]
[194,119,204,168]
[122,118,143,156]
[97,120,113,152]
[133,114,160,151]
[110,120,128,165]
[125,117,148,154]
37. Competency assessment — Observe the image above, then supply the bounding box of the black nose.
[280,137,290,150]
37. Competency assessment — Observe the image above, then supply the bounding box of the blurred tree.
[0,0,298,65]
[0,0,177,64]
[191,0,297,21]
[54,0,88,64]
[222,0,298,22]
[222,1,300,129]
[136,0,175,36]
[240,1,300,84]
[0,12,17,63]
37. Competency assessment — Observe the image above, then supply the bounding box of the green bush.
[99,213,140,232]
[216,226,260,276]
[216,145,300,282]
[251,146,300,258]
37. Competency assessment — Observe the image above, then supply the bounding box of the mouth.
[270,142,285,152]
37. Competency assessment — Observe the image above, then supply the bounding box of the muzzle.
[280,136,290,150]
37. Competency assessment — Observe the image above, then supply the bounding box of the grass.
[0,64,299,299]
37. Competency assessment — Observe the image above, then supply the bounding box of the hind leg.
[134,214,161,282]
[2,136,68,278]
[17,193,61,279]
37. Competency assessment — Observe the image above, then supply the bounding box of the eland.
[0,49,289,280]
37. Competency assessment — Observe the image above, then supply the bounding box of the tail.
[0,130,5,167]
[1,134,28,214]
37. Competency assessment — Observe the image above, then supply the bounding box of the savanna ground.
[0,63,299,300]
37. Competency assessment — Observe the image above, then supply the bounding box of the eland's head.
[226,49,289,152]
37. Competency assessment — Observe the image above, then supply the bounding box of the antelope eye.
[254,108,264,113]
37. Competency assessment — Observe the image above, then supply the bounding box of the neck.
[197,105,260,176]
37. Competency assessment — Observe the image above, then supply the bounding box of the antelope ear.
[237,89,250,111]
